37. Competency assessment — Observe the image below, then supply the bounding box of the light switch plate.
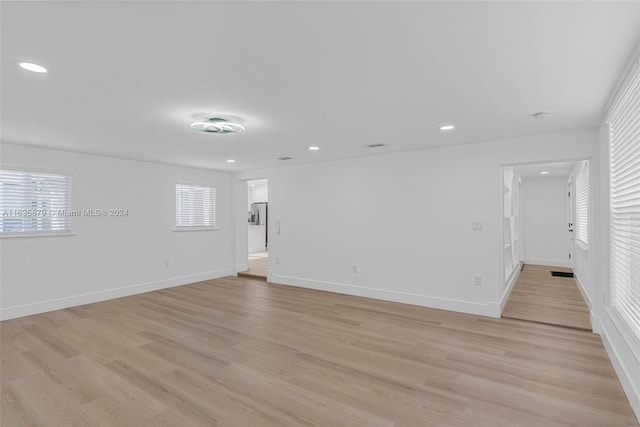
[472,221,483,232]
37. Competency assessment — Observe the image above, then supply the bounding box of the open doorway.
[240,179,268,279]
[501,160,591,330]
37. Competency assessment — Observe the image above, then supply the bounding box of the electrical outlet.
[276,257,280,265]
[276,220,281,235]
[352,264,358,274]
[473,275,482,286]
[164,260,170,268]
[471,221,483,232]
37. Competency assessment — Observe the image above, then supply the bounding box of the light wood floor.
[503,264,592,330]
[2,276,637,426]
[239,251,268,278]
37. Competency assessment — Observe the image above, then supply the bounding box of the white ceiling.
[2,2,640,171]
[516,161,578,179]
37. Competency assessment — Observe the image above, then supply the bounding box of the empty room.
[1,1,639,426]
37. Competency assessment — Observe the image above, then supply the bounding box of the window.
[575,161,589,245]
[608,66,640,339]
[175,183,216,229]
[0,168,72,235]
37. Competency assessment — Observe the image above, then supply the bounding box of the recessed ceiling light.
[191,118,244,134]
[540,171,549,175]
[18,62,47,73]
[308,146,320,151]
[439,124,455,131]
[532,112,551,120]
[226,159,236,163]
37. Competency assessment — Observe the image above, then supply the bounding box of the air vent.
[277,157,293,161]
[366,143,386,148]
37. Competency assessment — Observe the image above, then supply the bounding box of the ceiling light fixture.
[18,62,47,73]
[439,124,455,131]
[540,171,549,175]
[532,112,551,120]
[191,118,244,134]
[308,146,320,151]
[226,159,236,163]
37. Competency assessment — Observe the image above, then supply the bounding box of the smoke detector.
[190,118,244,134]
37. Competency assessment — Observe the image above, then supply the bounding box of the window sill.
[575,239,589,252]
[0,231,76,239]
[605,306,640,362]
[173,227,218,232]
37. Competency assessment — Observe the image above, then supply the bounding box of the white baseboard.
[573,273,592,309]
[598,313,640,423]
[500,261,522,313]
[0,268,233,321]
[270,274,500,318]
[524,258,568,268]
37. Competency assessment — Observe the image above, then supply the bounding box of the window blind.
[608,66,640,339]
[175,183,216,228]
[575,162,589,245]
[0,169,72,234]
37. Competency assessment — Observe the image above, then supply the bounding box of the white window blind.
[175,183,216,228]
[0,169,72,234]
[608,66,640,339]
[575,162,589,245]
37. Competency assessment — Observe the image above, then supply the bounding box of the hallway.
[502,264,592,330]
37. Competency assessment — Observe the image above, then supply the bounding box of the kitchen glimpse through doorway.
[240,179,268,279]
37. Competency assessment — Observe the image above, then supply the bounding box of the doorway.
[501,160,591,330]
[240,179,268,279]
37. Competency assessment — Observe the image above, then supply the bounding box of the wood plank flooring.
[503,264,592,330]
[2,275,637,426]
[239,252,268,279]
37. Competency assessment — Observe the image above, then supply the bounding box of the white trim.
[173,227,218,232]
[235,263,248,274]
[573,272,592,309]
[575,239,589,252]
[523,258,568,268]
[500,261,522,313]
[0,231,76,239]
[0,268,232,321]
[270,274,500,318]
[607,306,640,362]
[598,313,640,422]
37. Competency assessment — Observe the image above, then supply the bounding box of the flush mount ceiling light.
[532,112,551,120]
[439,124,455,131]
[540,171,550,175]
[18,62,47,73]
[191,118,244,134]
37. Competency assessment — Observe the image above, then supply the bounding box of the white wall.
[248,180,268,207]
[521,176,569,267]
[0,143,233,320]
[234,129,598,318]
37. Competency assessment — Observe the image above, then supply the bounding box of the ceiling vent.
[366,143,386,148]
[532,111,551,120]
[190,118,244,134]
[277,156,293,161]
